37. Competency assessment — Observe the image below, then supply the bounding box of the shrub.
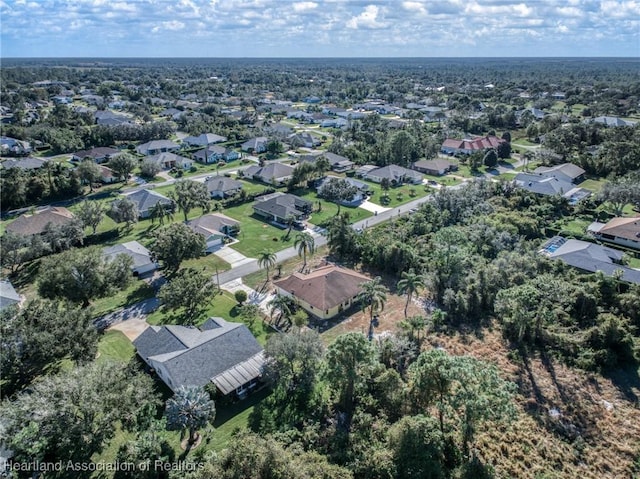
[234,290,248,305]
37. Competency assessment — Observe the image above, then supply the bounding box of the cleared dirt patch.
[108,317,149,341]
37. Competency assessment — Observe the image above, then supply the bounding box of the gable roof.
[188,213,240,237]
[533,163,585,182]
[72,146,121,160]
[183,133,227,146]
[541,236,640,284]
[126,189,173,213]
[5,206,75,236]
[253,192,312,219]
[367,164,422,181]
[0,280,21,310]
[204,176,243,194]
[273,265,370,311]
[146,151,192,166]
[442,135,505,151]
[1,157,47,170]
[245,162,294,181]
[241,137,268,150]
[136,140,179,155]
[598,216,640,242]
[514,173,576,196]
[133,317,264,391]
[103,241,154,269]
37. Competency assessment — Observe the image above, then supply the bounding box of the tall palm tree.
[397,270,425,318]
[294,231,315,270]
[267,293,295,327]
[257,249,277,282]
[356,277,388,340]
[150,202,172,226]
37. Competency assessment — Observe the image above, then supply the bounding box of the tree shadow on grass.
[603,364,640,403]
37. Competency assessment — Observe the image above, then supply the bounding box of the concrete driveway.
[214,246,255,268]
[359,200,391,214]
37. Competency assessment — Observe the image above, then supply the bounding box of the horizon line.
[2,55,639,60]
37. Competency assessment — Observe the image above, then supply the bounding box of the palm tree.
[283,214,296,240]
[400,315,427,343]
[150,202,173,226]
[356,277,388,340]
[294,231,315,270]
[165,386,216,447]
[257,249,277,283]
[267,293,295,327]
[397,270,425,318]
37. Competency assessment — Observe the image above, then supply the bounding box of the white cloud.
[152,20,185,33]
[465,1,533,17]
[293,1,318,12]
[402,1,427,16]
[346,5,387,29]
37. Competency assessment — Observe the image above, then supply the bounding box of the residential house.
[182,133,227,147]
[533,163,586,184]
[94,110,130,126]
[71,147,121,164]
[587,216,640,251]
[241,137,268,153]
[590,116,637,127]
[1,136,32,155]
[204,176,243,199]
[146,152,193,170]
[125,189,174,219]
[252,192,312,224]
[319,117,348,128]
[364,165,423,185]
[103,241,158,276]
[288,132,321,148]
[514,172,591,204]
[133,317,265,397]
[5,206,76,236]
[243,163,295,186]
[273,265,370,320]
[0,157,47,170]
[0,280,22,310]
[299,152,354,173]
[99,165,118,184]
[440,135,505,155]
[188,213,240,252]
[412,159,458,176]
[540,236,640,284]
[317,176,371,205]
[355,164,378,178]
[193,145,240,164]
[136,140,180,156]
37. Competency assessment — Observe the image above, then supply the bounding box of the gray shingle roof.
[514,173,575,196]
[204,176,243,194]
[183,133,227,146]
[0,280,21,310]
[1,157,47,170]
[133,317,264,391]
[126,189,173,214]
[541,237,640,284]
[253,192,312,220]
[103,241,154,270]
[245,162,294,181]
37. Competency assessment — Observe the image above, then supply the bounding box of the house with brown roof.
[441,135,505,155]
[5,206,75,236]
[587,217,640,251]
[71,147,121,164]
[273,265,370,319]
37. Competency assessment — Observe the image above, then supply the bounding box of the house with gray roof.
[252,192,312,224]
[188,213,240,252]
[136,140,180,156]
[412,158,458,176]
[0,280,22,310]
[317,176,371,205]
[183,133,227,147]
[125,189,175,219]
[133,317,265,397]
[204,176,243,199]
[289,132,321,148]
[590,116,637,127]
[533,163,585,184]
[146,152,193,170]
[193,145,240,164]
[0,157,47,170]
[540,236,640,284]
[243,162,294,186]
[241,137,268,153]
[514,173,590,204]
[103,241,158,276]
[364,165,423,185]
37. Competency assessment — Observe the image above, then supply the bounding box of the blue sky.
[1,0,638,57]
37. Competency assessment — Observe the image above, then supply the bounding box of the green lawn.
[97,330,136,363]
[580,178,605,193]
[91,280,156,317]
[182,253,231,275]
[358,181,431,209]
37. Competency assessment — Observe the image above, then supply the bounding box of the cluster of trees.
[0,162,83,210]
[241,330,515,479]
[327,180,639,373]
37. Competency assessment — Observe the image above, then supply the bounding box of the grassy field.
[97,330,136,363]
[91,280,156,317]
